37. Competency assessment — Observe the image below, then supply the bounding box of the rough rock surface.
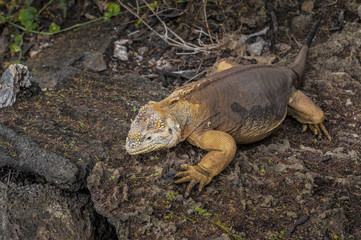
[0,64,40,108]
[0,181,115,239]
[25,25,120,90]
[0,124,81,190]
[311,22,361,81]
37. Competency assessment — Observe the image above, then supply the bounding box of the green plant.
[149,171,159,177]
[103,2,120,21]
[68,140,76,148]
[267,230,286,240]
[166,191,177,201]
[132,106,137,113]
[1,1,122,62]
[194,206,212,217]
[79,120,85,129]
[164,212,174,221]
[185,203,246,239]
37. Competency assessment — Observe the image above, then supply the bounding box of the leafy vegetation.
[0,0,121,63]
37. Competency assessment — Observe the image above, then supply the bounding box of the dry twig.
[118,0,218,54]
[202,0,214,44]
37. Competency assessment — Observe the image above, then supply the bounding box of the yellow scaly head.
[125,103,181,155]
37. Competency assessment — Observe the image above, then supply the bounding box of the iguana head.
[125,103,181,155]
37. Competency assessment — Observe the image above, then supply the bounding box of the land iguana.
[125,16,331,197]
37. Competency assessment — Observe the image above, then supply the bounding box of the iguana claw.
[302,123,332,141]
[175,164,213,198]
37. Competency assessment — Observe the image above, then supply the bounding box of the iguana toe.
[319,123,332,141]
[175,164,213,198]
[301,124,308,133]
[302,123,332,141]
[308,124,318,135]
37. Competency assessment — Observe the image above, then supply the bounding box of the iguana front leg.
[175,130,237,197]
[287,90,332,140]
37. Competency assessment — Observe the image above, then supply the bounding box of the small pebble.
[301,1,314,13]
[113,39,130,61]
[346,98,352,106]
[137,46,149,56]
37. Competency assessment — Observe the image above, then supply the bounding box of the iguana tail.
[291,15,322,88]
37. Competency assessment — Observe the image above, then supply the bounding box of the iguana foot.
[288,90,332,141]
[302,123,332,141]
[175,164,213,198]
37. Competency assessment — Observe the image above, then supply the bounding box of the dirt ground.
[0,0,360,239]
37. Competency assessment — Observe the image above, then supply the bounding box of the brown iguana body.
[126,16,330,197]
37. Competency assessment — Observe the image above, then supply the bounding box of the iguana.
[126,16,331,197]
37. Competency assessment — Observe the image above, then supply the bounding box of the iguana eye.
[168,128,173,134]
[146,136,152,141]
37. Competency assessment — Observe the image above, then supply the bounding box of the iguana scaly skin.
[126,16,331,197]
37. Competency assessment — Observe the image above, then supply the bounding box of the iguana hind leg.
[175,130,237,198]
[287,90,331,140]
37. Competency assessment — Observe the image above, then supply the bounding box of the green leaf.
[49,22,60,33]
[103,2,120,21]
[14,34,23,45]
[69,140,76,147]
[9,34,23,53]
[149,172,159,177]
[149,1,158,11]
[18,7,38,30]
[9,43,21,53]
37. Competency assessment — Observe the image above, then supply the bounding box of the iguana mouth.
[127,143,167,155]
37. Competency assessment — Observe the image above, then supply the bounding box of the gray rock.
[301,1,314,13]
[310,23,361,81]
[267,139,290,153]
[274,163,287,172]
[248,39,266,56]
[300,145,323,155]
[305,208,350,239]
[0,182,114,239]
[156,58,173,71]
[291,14,313,33]
[82,51,107,72]
[259,195,275,207]
[114,40,130,61]
[275,43,291,52]
[0,123,81,190]
[24,27,117,89]
[358,5,361,19]
[138,46,149,56]
[0,64,40,108]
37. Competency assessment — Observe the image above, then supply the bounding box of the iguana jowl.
[126,16,331,197]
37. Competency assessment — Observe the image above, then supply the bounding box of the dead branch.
[202,0,214,44]
[118,0,219,54]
